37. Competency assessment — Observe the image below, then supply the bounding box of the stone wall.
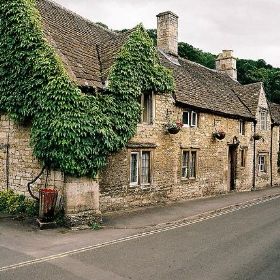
[99,92,279,213]
[0,114,99,219]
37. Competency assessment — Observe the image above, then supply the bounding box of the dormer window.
[182,111,198,127]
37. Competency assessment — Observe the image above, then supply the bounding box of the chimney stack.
[216,50,237,80]
[156,11,178,57]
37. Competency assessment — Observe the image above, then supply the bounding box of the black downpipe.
[27,166,46,202]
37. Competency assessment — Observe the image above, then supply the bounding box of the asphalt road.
[1,197,280,279]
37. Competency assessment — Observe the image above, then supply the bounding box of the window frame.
[181,149,198,179]
[182,111,198,127]
[130,150,152,185]
[260,109,267,131]
[239,120,245,136]
[240,148,247,167]
[139,92,154,125]
[258,154,267,173]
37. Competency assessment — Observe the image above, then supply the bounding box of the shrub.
[0,190,38,217]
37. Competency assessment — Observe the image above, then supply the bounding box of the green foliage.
[54,208,66,227]
[108,24,174,96]
[0,190,39,217]
[0,190,14,212]
[178,42,216,69]
[95,22,109,29]
[237,59,280,103]
[0,1,174,177]
[88,221,101,230]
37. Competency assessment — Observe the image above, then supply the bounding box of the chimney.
[157,11,178,57]
[216,50,237,80]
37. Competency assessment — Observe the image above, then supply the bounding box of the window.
[240,148,247,167]
[182,111,198,127]
[182,150,197,179]
[130,151,151,185]
[258,154,267,172]
[239,120,245,135]
[260,109,267,131]
[139,92,153,124]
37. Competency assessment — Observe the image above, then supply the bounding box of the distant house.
[1,0,280,225]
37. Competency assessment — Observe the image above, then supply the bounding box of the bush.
[0,190,38,217]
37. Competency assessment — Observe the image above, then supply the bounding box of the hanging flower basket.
[252,132,263,140]
[164,120,183,134]
[168,127,180,134]
[213,130,226,140]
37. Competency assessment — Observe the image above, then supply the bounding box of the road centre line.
[1,194,280,272]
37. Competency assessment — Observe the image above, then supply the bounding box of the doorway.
[228,145,237,191]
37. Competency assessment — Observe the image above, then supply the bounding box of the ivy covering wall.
[0,0,174,177]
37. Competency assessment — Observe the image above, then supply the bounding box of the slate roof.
[36,0,119,88]
[269,102,280,125]
[35,0,262,120]
[233,83,263,116]
[159,54,255,120]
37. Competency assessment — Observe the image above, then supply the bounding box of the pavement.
[101,185,280,229]
[1,186,280,232]
[1,185,280,264]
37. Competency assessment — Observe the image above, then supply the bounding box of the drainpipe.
[6,118,10,191]
[252,120,257,191]
[270,123,275,187]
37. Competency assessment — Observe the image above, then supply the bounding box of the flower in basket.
[252,132,263,140]
[213,129,226,140]
[164,120,183,134]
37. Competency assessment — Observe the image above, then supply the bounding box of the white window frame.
[182,111,198,127]
[130,152,139,184]
[239,120,245,135]
[258,154,267,172]
[130,150,151,185]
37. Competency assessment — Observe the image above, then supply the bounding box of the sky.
[52,0,280,68]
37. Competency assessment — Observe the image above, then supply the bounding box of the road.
[1,197,280,279]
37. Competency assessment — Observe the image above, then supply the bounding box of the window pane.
[258,155,265,172]
[130,153,139,183]
[141,152,150,183]
[241,149,246,167]
[260,111,267,131]
[182,151,189,178]
[190,151,196,177]
[191,112,197,127]
[239,120,245,135]
[143,94,152,124]
[182,112,190,126]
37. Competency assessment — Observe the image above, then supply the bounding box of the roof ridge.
[40,0,117,36]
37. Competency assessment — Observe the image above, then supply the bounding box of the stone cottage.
[1,0,280,224]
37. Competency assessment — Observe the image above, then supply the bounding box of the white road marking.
[0,194,279,272]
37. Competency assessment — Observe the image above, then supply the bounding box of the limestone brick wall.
[271,126,280,186]
[99,93,259,213]
[0,114,99,218]
[0,115,54,196]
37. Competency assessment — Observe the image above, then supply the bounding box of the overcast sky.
[52,0,280,68]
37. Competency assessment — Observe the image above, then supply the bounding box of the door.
[228,145,237,191]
